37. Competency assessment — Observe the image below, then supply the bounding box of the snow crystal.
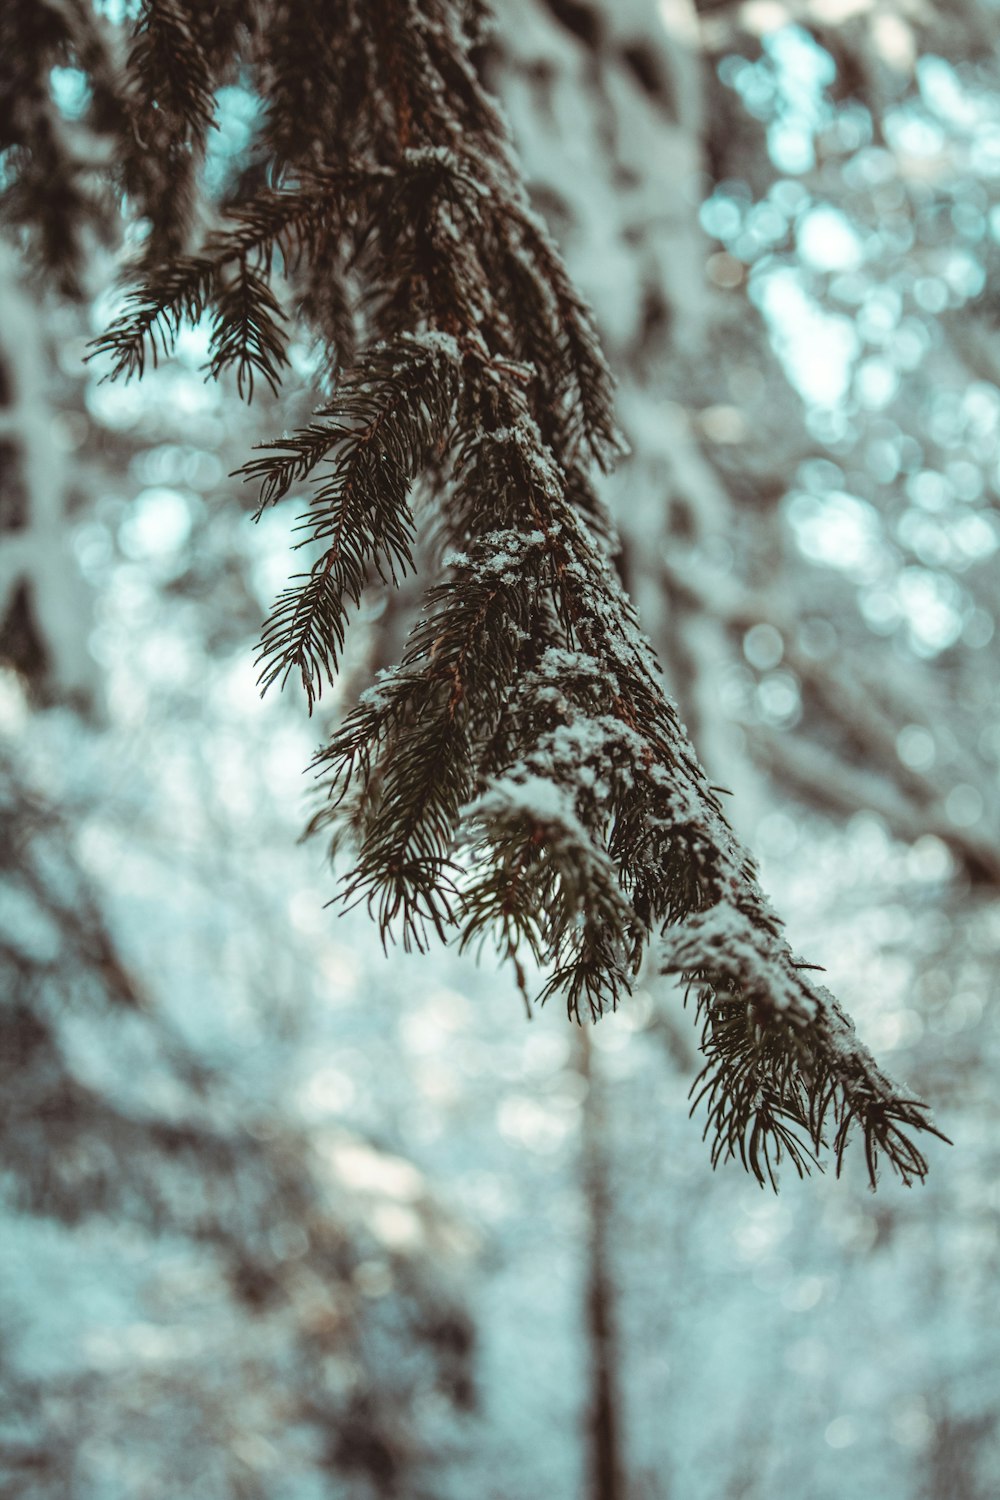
[478,772,576,826]
[356,665,401,712]
[407,329,462,361]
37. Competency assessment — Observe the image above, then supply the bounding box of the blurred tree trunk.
[0,245,98,705]
[578,1026,628,1500]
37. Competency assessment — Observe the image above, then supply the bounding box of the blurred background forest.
[3,0,1000,1496]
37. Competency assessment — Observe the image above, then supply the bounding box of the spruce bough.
[67,0,945,1187]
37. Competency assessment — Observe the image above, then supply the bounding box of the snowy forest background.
[3,0,1000,1496]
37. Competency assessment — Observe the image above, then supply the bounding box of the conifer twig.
[73,0,948,1188]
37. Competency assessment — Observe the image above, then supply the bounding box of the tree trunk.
[579,1027,628,1500]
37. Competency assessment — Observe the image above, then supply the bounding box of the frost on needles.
[75,0,945,1188]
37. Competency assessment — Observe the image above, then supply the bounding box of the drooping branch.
[73,0,947,1186]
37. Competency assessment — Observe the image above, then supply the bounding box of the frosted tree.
[2,0,948,1189]
[0,246,475,1500]
[481,7,1000,1493]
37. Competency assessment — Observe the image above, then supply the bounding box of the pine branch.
[88,256,217,379]
[237,424,347,516]
[679,944,949,1190]
[322,522,552,948]
[0,0,131,288]
[253,335,460,707]
[75,0,948,1190]
[208,259,289,398]
[502,205,626,469]
[88,168,387,383]
[128,1,218,141]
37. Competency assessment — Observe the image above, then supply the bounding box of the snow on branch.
[78,0,946,1188]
